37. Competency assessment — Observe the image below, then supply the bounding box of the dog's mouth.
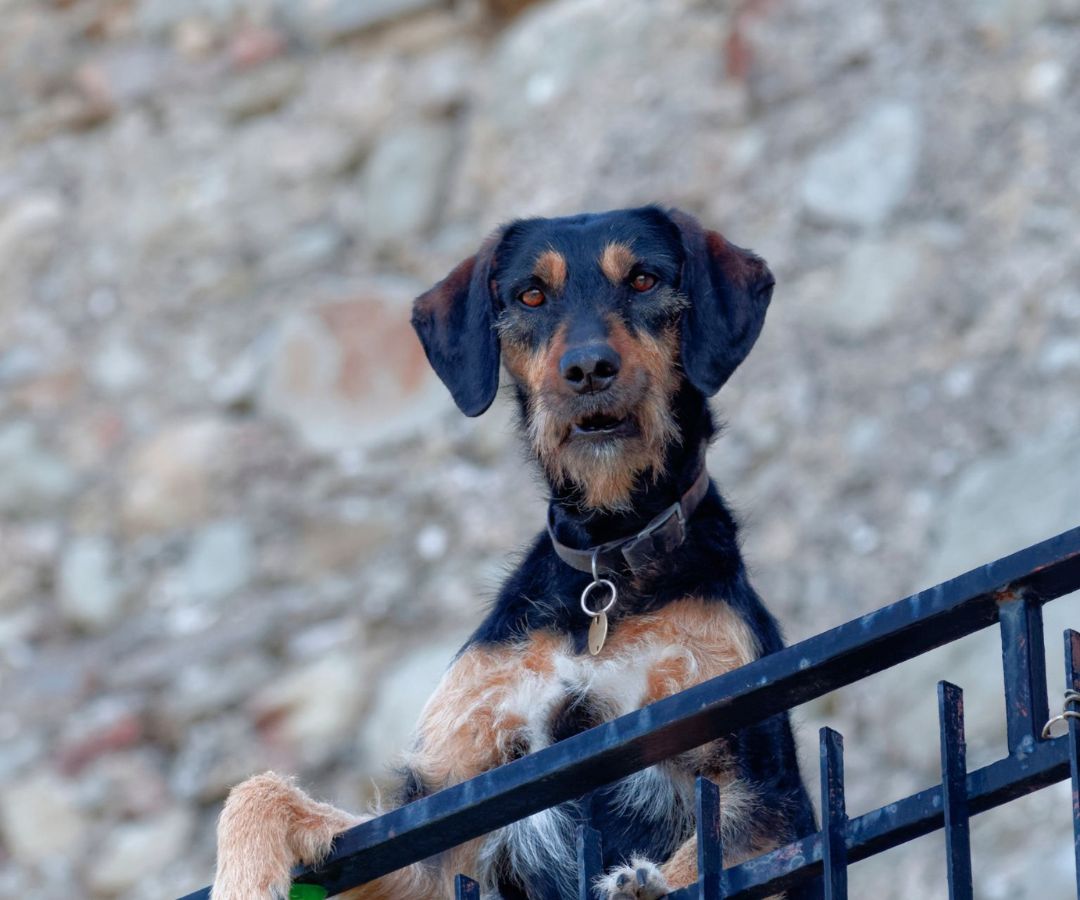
[570,412,638,440]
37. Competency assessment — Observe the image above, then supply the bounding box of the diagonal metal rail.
[179,525,1080,900]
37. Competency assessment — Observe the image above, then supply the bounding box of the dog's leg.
[212,771,441,900]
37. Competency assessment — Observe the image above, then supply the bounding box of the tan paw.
[212,771,356,900]
[595,857,670,900]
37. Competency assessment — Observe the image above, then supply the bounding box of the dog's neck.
[546,385,716,554]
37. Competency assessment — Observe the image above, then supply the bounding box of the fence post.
[938,681,973,900]
[999,593,1049,757]
[696,776,724,900]
[577,824,602,900]
[454,874,480,900]
[1064,629,1080,897]
[820,727,848,899]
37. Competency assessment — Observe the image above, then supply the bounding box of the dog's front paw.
[212,771,357,900]
[595,857,670,900]
[212,772,299,900]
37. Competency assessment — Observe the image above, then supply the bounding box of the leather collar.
[546,463,711,576]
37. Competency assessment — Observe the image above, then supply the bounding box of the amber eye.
[519,287,545,307]
[629,272,657,293]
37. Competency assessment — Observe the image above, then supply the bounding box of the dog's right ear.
[411,231,503,417]
[668,210,775,397]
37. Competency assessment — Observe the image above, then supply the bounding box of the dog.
[211,206,820,900]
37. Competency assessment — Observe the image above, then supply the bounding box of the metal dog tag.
[588,613,608,655]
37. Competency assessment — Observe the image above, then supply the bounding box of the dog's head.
[412,206,774,511]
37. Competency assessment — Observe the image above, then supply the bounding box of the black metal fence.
[180,526,1080,899]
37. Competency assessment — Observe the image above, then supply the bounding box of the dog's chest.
[415,598,761,899]
[513,598,759,753]
[412,597,759,792]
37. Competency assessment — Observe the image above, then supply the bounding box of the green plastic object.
[289,886,328,900]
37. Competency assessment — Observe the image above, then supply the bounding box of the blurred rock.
[57,536,126,633]
[0,770,87,866]
[57,698,144,775]
[219,63,304,122]
[210,340,268,411]
[77,749,170,820]
[297,515,395,575]
[0,422,78,518]
[285,0,445,45]
[0,523,57,612]
[921,428,1080,587]
[121,419,234,535]
[801,101,922,228]
[453,0,740,219]
[1039,336,1080,374]
[250,651,370,767]
[402,44,477,114]
[267,122,366,182]
[823,237,931,338]
[482,0,548,18]
[181,519,255,603]
[971,0,1050,38]
[260,285,450,452]
[170,718,275,803]
[163,655,274,726]
[261,221,347,280]
[360,121,456,248]
[1049,0,1080,20]
[228,22,288,69]
[0,346,46,386]
[0,193,65,274]
[76,45,169,108]
[358,633,468,768]
[90,335,150,394]
[740,5,887,107]
[86,807,194,896]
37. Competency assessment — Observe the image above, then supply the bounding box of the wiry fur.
[599,241,640,285]
[481,806,580,900]
[504,323,682,512]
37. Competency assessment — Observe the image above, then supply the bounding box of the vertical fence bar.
[454,874,480,900]
[1065,629,1080,897]
[939,681,973,900]
[577,825,602,900]
[820,727,848,899]
[999,594,1050,756]
[696,776,724,900]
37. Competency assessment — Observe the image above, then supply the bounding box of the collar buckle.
[620,500,685,572]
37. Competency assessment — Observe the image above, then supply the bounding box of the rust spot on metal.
[994,587,1021,607]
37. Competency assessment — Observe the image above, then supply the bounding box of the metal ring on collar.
[580,579,617,617]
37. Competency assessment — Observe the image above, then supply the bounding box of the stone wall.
[1,0,1078,897]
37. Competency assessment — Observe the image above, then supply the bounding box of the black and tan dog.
[212,207,819,900]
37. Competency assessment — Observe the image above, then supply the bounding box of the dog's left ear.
[412,231,503,417]
[668,210,775,396]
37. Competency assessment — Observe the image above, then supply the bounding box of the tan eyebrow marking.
[533,249,567,292]
[599,242,638,284]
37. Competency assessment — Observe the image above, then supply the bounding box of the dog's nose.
[559,343,621,394]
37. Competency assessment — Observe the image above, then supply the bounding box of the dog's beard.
[527,377,679,513]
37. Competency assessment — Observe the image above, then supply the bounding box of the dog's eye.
[519,287,545,308]
[629,272,657,293]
